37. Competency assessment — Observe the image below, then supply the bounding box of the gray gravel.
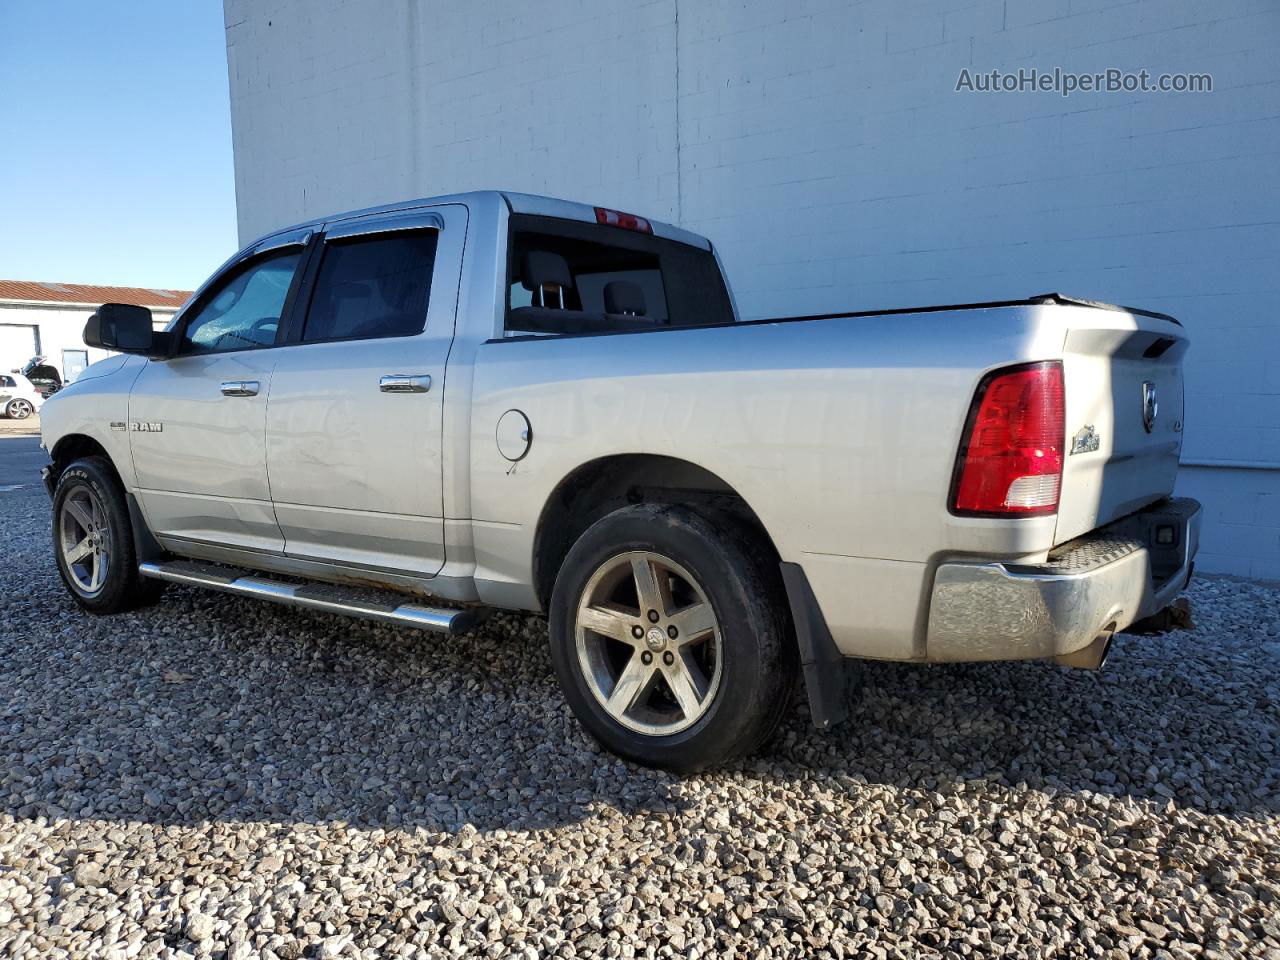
[1,487,1278,959]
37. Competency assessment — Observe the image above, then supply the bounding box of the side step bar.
[138,560,485,635]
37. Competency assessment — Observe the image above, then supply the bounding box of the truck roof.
[249,190,712,253]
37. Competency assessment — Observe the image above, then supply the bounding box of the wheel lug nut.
[647,609,659,623]
[631,625,644,639]
[641,651,653,665]
[663,651,674,666]
[667,625,678,639]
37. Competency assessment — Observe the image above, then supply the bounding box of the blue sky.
[0,1,237,291]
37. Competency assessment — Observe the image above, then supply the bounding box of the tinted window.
[180,250,301,355]
[504,216,733,335]
[576,269,668,322]
[302,231,438,342]
[0,376,13,388]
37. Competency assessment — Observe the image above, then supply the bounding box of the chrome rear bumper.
[926,498,1201,665]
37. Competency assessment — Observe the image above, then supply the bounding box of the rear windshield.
[505,215,733,336]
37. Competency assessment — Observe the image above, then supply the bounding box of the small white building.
[0,281,190,385]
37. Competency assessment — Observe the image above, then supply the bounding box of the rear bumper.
[926,497,1200,664]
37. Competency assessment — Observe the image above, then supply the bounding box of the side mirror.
[84,303,166,357]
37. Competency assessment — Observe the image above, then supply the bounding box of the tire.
[549,502,796,772]
[6,398,34,419]
[51,456,165,614]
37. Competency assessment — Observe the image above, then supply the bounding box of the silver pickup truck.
[39,190,1199,771]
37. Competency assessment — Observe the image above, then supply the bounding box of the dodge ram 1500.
[39,190,1199,771]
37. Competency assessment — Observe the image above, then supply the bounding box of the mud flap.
[126,493,166,564]
[779,561,851,731]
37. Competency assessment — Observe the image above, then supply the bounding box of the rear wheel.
[549,503,795,772]
[6,398,34,419]
[52,457,164,613]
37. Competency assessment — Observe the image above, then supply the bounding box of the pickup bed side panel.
[467,306,1068,660]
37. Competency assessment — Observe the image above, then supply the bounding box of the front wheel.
[52,456,165,613]
[5,398,34,419]
[549,503,795,772]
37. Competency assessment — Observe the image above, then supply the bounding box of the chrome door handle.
[379,374,432,394]
[220,380,260,397]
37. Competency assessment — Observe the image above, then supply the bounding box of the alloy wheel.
[574,550,723,735]
[59,487,110,595]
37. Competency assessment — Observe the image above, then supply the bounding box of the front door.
[264,206,466,578]
[129,242,307,553]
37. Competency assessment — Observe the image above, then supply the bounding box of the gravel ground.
[1,488,1278,960]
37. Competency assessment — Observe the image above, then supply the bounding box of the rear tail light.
[594,207,653,234]
[950,361,1065,516]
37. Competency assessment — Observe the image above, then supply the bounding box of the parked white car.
[37,190,1199,771]
[1,372,44,419]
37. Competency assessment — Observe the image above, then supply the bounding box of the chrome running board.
[138,559,484,635]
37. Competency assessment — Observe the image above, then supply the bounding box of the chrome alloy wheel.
[575,550,723,735]
[59,487,110,595]
[7,398,34,419]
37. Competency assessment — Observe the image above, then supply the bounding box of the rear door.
[264,205,466,578]
[1055,307,1189,544]
[129,233,310,553]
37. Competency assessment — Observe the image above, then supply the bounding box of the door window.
[301,230,438,343]
[179,250,302,355]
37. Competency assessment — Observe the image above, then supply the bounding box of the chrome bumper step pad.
[138,560,484,635]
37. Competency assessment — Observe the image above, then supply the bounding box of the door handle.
[220,380,260,397]
[379,374,432,394]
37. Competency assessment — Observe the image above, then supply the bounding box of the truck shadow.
[1,578,1275,833]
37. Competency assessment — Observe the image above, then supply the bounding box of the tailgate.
[1055,308,1188,546]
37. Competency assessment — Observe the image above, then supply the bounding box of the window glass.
[576,269,669,322]
[504,217,734,335]
[302,231,438,342]
[180,250,301,354]
[0,376,13,388]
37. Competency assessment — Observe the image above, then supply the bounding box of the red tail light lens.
[951,361,1065,516]
[594,207,653,234]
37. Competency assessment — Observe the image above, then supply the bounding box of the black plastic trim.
[487,291,1180,345]
[125,493,166,564]
[277,234,324,345]
[779,561,850,731]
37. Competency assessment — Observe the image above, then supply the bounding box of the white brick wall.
[224,0,1280,578]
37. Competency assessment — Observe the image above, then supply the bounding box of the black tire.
[549,502,796,772]
[51,456,165,614]
[6,398,34,419]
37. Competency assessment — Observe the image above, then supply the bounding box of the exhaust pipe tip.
[1054,629,1114,671]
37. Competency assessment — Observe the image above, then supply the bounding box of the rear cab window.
[504,215,733,336]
